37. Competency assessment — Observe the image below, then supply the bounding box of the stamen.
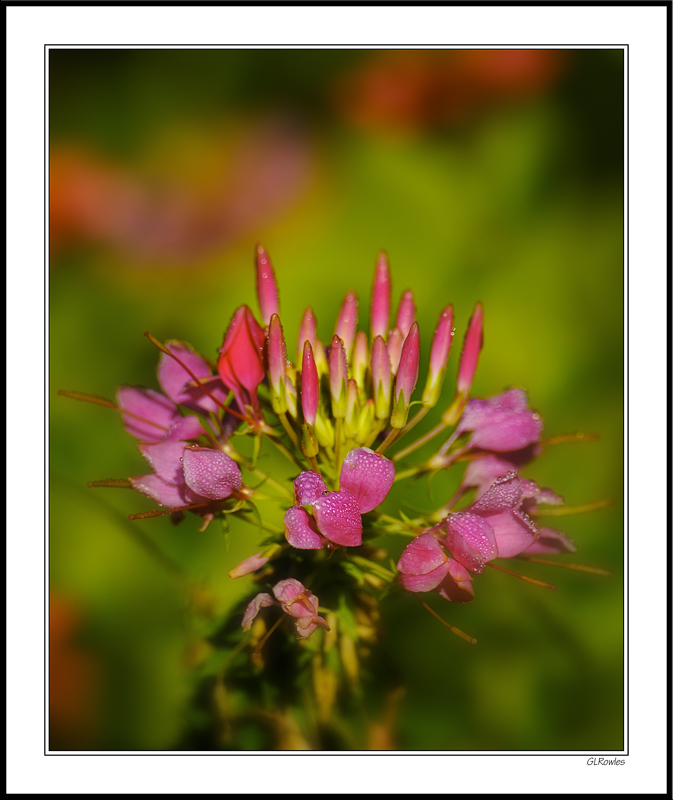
[88,479,132,488]
[143,331,247,421]
[416,597,477,644]
[58,390,168,432]
[531,498,614,517]
[487,562,556,590]
[128,501,213,520]
[376,427,401,455]
[516,556,614,577]
[392,420,447,462]
[540,432,600,446]
[252,615,284,660]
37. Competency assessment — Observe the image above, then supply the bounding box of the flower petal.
[157,341,213,407]
[228,552,270,578]
[436,559,475,603]
[471,472,523,515]
[339,447,395,513]
[117,386,180,441]
[445,512,498,573]
[312,491,363,547]
[284,506,325,550]
[293,471,328,506]
[397,532,447,576]
[488,509,539,558]
[242,592,276,631]
[182,446,242,500]
[399,561,451,593]
[523,526,576,555]
[128,474,192,508]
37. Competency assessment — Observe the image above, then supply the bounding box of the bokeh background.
[49,48,624,751]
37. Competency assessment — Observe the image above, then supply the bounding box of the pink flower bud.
[217,305,265,411]
[255,243,280,326]
[395,289,416,338]
[300,340,319,426]
[352,331,369,391]
[345,379,360,438]
[456,301,483,395]
[296,307,317,364]
[370,251,391,340]
[329,335,348,418]
[370,335,392,420]
[391,322,420,428]
[456,389,543,452]
[266,314,287,414]
[421,305,453,407]
[334,291,358,358]
[386,327,404,375]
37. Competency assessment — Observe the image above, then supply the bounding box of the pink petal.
[272,578,308,607]
[436,559,475,603]
[242,592,276,631]
[117,386,180,441]
[179,375,231,415]
[471,472,523,515]
[445,512,498,573]
[139,438,188,485]
[339,447,395,513]
[462,454,519,497]
[284,506,325,550]
[228,552,270,578]
[399,561,452,592]
[182,446,242,500]
[523,526,576,555]
[293,470,327,505]
[128,474,192,508]
[217,305,265,397]
[397,531,448,575]
[157,341,213,407]
[312,491,363,547]
[488,509,539,558]
[457,390,543,452]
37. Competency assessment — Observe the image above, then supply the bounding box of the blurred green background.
[49,48,623,751]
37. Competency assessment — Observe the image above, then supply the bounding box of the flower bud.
[370,251,391,340]
[217,305,265,411]
[395,289,416,337]
[386,327,404,375]
[329,335,348,418]
[352,331,369,394]
[334,291,358,358]
[421,304,454,408]
[390,322,420,429]
[444,302,483,425]
[345,379,360,439]
[266,314,287,414]
[370,336,392,420]
[301,340,319,427]
[296,307,317,365]
[255,243,280,325]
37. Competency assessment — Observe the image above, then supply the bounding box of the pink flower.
[284,448,395,549]
[157,340,229,415]
[396,532,474,603]
[456,388,543,452]
[242,579,329,639]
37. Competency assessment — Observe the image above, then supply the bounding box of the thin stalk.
[415,597,477,644]
[516,556,613,577]
[531,498,614,517]
[334,417,343,482]
[486,562,556,590]
[392,420,447,462]
[279,412,302,451]
[376,427,401,455]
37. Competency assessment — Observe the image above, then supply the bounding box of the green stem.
[392,420,447,462]
[279,412,302,452]
[376,427,401,455]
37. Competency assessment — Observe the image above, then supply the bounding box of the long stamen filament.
[416,597,477,644]
[516,556,613,577]
[58,390,169,432]
[531,498,614,517]
[144,331,247,421]
[252,615,284,660]
[486,562,556,590]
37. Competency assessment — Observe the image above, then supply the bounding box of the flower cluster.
[69,243,604,652]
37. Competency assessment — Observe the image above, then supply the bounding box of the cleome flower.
[283,447,395,549]
[242,579,330,640]
[65,242,607,655]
